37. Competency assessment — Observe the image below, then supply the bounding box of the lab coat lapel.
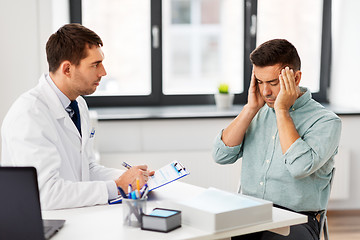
[79,101,89,147]
[39,75,81,139]
[39,75,91,181]
[63,116,82,140]
[78,100,90,181]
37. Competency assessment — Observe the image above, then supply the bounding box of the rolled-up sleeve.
[212,130,243,164]
[284,117,342,179]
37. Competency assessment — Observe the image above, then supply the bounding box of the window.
[82,0,151,96]
[70,0,331,107]
[162,0,243,95]
[257,0,323,93]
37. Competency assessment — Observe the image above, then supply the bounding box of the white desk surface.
[42,182,307,240]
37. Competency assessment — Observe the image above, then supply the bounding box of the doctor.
[1,23,153,210]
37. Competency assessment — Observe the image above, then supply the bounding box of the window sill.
[89,104,360,121]
[90,105,242,121]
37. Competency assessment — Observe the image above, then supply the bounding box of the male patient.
[1,23,153,210]
[213,39,341,240]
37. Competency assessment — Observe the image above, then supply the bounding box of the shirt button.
[272,136,275,140]
[260,182,264,186]
[266,160,270,164]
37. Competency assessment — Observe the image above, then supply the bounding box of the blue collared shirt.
[213,87,341,212]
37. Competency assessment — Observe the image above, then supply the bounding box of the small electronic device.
[141,208,181,233]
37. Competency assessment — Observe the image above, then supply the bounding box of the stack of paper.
[170,187,272,233]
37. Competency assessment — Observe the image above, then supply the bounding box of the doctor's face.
[70,45,107,97]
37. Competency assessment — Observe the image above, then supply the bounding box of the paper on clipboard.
[147,160,189,191]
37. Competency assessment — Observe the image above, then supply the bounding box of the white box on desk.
[169,187,272,233]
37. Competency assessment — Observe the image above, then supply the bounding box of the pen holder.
[122,197,147,228]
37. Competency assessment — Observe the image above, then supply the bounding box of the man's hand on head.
[247,69,265,112]
[274,67,299,112]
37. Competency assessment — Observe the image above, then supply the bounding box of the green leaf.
[218,83,229,94]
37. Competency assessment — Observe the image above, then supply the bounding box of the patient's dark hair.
[46,23,103,73]
[250,39,301,71]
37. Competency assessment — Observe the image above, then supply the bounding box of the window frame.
[69,0,330,107]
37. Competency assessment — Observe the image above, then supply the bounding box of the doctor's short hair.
[46,23,103,73]
[250,39,301,71]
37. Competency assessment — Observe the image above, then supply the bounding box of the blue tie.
[68,100,81,136]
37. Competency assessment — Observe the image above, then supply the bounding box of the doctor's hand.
[247,69,265,112]
[274,67,300,112]
[115,165,155,193]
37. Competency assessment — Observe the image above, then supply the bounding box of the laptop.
[0,167,65,240]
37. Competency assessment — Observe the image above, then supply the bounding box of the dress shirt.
[45,74,70,109]
[213,87,342,212]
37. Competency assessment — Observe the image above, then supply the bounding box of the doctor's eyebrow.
[91,60,103,65]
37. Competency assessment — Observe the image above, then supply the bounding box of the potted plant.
[214,83,234,110]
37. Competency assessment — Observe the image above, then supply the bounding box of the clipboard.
[147,160,189,191]
[109,161,189,205]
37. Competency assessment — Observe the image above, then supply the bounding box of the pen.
[117,186,127,198]
[122,161,132,170]
[131,191,137,199]
[90,128,96,138]
[142,189,149,199]
[136,178,141,199]
[139,183,147,193]
[128,184,132,199]
[136,178,140,192]
[141,184,149,199]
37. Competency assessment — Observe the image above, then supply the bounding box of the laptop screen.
[0,167,62,240]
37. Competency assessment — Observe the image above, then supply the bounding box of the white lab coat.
[1,74,123,210]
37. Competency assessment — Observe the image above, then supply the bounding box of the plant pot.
[214,93,234,110]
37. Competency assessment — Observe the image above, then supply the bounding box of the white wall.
[0,0,41,139]
[328,116,360,209]
[97,118,243,193]
[0,0,359,210]
[0,0,68,155]
[329,0,360,108]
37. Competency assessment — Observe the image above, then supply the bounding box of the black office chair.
[319,209,329,240]
[318,168,335,240]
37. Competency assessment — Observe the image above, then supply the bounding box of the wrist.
[275,106,288,112]
[243,104,261,116]
[275,108,291,119]
[115,178,127,192]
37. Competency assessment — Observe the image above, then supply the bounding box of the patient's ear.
[294,71,302,86]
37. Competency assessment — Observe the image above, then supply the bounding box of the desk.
[42,182,307,240]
